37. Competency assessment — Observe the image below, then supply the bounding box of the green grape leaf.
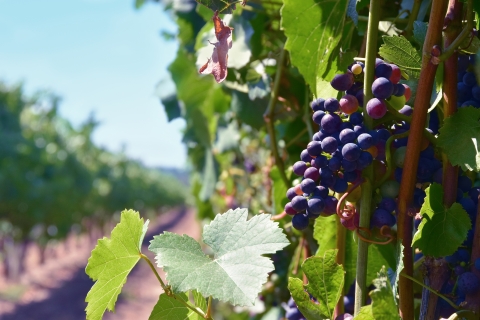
[85,210,149,320]
[160,94,182,122]
[196,0,239,14]
[303,250,345,319]
[379,36,421,79]
[412,183,471,257]
[313,217,393,293]
[231,91,267,130]
[149,293,201,320]
[437,107,480,171]
[371,267,400,319]
[288,277,326,320]
[413,21,427,47]
[391,241,404,305]
[313,215,337,256]
[281,0,349,94]
[192,290,207,312]
[149,208,289,306]
[353,305,374,320]
[289,250,345,319]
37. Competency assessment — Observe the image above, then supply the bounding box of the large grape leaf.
[85,210,149,320]
[371,267,400,319]
[288,250,345,320]
[412,183,471,257]
[437,107,480,172]
[379,36,421,79]
[149,208,289,306]
[149,293,201,320]
[281,0,349,95]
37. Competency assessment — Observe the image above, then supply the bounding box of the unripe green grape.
[380,180,400,198]
[393,146,407,168]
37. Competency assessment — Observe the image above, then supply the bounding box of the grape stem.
[271,211,287,220]
[396,0,448,318]
[334,214,346,318]
[264,48,289,188]
[354,0,380,313]
[374,130,410,189]
[436,0,474,63]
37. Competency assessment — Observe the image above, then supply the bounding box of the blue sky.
[0,0,186,168]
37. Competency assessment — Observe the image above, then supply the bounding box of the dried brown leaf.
[199,12,233,83]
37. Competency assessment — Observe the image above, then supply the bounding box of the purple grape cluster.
[286,101,382,230]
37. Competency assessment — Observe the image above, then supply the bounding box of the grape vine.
[83,0,480,319]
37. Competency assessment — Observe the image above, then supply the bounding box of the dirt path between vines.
[0,207,200,320]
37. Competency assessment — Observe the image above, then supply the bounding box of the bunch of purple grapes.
[285,62,381,230]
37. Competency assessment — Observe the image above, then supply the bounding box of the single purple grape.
[307,141,322,157]
[311,98,325,111]
[292,213,310,230]
[349,112,363,125]
[321,136,339,154]
[372,77,394,99]
[325,98,340,113]
[286,187,297,200]
[312,110,326,125]
[304,166,320,181]
[320,113,342,133]
[339,129,356,144]
[308,197,325,215]
[301,178,317,194]
[342,143,361,161]
[291,196,308,212]
[331,73,354,91]
[357,133,374,150]
[293,161,308,176]
[285,202,297,215]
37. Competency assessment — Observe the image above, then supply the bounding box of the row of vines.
[0,83,186,280]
